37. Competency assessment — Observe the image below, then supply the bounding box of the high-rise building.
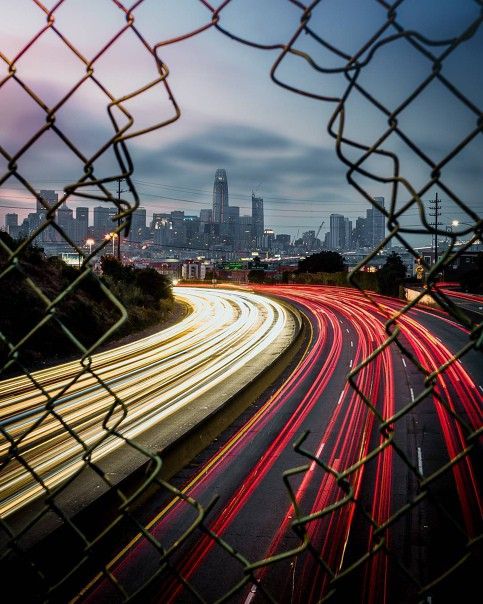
[93,206,116,239]
[38,190,58,213]
[251,193,264,246]
[170,210,186,246]
[151,212,170,230]
[351,197,386,250]
[227,206,240,243]
[57,202,75,241]
[370,196,385,248]
[262,228,275,250]
[352,216,367,248]
[302,230,316,250]
[153,215,171,246]
[36,190,59,243]
[274,233,291,252]
[129,207,147,243]
[212,169,229,225]
[329,214,346,249]
[75,207,89,243]
[199,208,212,234]
[5,213,18,231]
[239,216,253,248]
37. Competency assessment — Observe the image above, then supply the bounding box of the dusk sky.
[0,1,481,243]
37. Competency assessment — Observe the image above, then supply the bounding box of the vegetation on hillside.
[0,233,173,369]
[377,252,407,296]
[297,251,346,274]
[293,251,407,296]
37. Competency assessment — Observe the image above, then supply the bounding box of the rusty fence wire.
[0,1,481,603]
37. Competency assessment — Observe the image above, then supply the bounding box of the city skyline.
[2,168,390,258]
[1,5,481,602]
[0,2,481,241]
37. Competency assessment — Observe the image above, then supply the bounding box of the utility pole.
[429,192,441,264]
[116,178,127,261]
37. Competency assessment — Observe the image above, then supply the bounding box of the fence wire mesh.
[0,1,481,603]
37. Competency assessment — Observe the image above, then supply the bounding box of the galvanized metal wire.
[0,1,481,602]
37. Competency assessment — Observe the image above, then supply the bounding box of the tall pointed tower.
[212,169,229,225]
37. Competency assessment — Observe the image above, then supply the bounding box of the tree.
[459,253,483,293]
[297,251,345,274]
[377,252,407,296]
[135,267,172,302]
[101,255,134,283]
[248,269,265,283]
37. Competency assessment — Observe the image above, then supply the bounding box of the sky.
[0,0,481,243]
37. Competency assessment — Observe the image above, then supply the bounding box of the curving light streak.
[69,285,482,604]
[0,288,289,517]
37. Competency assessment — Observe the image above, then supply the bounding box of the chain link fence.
[0,1,481,602]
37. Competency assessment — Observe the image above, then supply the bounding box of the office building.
[370,196,386,248]
[274,233,291,252]
[57,202,75,241]
[329,214,352,250]
[199,209,212,234]
[129,207,147,243]
[170,210,186,246]
[263,228,275,250]
[251,193,264,246]
[153,215,172,246]
[75,207,89,243]
[212,169,229,225]
[93,206,117,239]
[5,213,18,233]
[38,190,58,213]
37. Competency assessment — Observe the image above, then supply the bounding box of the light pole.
[86,238,95,255]
[105,232,118,255]
[111,232,118,255]
[451,220,480,242]
[452,219,476,229]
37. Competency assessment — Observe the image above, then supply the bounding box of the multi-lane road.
[75,285,481,604]
[0,288,291,518]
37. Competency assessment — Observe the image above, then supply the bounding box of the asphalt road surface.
[76,286,481,604]
[0,288,291,518]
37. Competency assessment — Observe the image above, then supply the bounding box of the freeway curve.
[78,285,482,604]
[0,288,292,518]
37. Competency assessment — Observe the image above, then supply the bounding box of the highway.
[437,287,483,322]
[77,285,482,604]
[0,288,291,518]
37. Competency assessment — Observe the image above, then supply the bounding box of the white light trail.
[0,288,289,517]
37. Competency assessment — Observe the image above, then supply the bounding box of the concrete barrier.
[404,286,441,309]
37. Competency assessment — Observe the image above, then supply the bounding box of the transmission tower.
[428,192,442,264]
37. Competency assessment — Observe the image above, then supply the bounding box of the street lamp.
[86,238,95,255]
[450,220,479,242]
[105,232,118,255]
[451,219,475,229]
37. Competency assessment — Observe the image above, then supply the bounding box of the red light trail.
[79,285,481,604]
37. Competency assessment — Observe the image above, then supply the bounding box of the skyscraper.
[251,193,264,246]
[329,214,351,250]
[212,169,229,225]
[5,213,18,232]
[370,196,385,248]
[227,206,240,243]
[75,207,89,243]
[129,207,147,243]
[38,190,58,213]
[93,206,116,239]
[57,202,75,241]
[199,209,212,234]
